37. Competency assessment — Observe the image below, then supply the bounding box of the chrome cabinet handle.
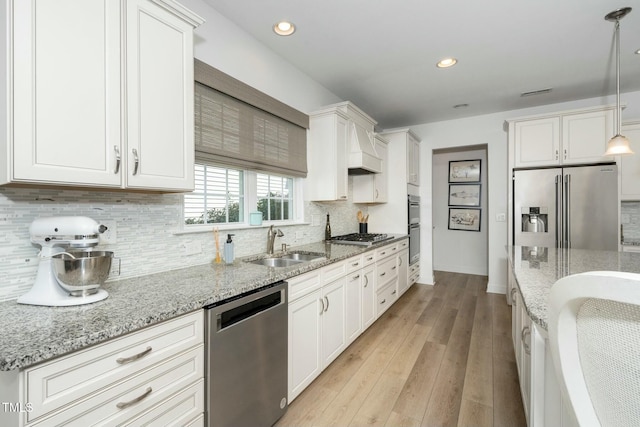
[392,266,397,270]
[340,195,347,199]
[352,262,360,267]
[375,189,379,199]
[522,326,531,355]
[116,387,152,409]
[364,276,369,287]
[510,288,517,304]
[319,298,325,314]
[324,296,329,312]
[555,149,559,160]
[132,148,139,175]
[116,346,152,364]
[113,145,121,174]
[392,290,397,295]
[380,299,386,305]
[399,257,403,266]
[380,272,386,277]
[366,256,374,261]
[351,274,360,281]
[380,251,386,256]
[563,149,567,160]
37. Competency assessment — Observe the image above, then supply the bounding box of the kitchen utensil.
[214,227,222,263]
[357,211,363,223]
[364,214,369,223]
[52,250,113,296]
[17,216,110,306]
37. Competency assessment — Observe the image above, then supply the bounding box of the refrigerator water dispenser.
[521,207,548,233]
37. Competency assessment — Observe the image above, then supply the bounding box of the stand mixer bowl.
[52,250,113,296]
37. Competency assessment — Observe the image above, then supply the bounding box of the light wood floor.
[276,271,526,427]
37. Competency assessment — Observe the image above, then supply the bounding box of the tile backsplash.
[622,201,640,242]
[0,184,365,302]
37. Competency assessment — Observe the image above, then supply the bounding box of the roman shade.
[194,59,309,178]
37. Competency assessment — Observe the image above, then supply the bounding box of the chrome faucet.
[267,225,284,254]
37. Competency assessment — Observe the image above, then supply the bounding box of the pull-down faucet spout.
[266,225,284,254]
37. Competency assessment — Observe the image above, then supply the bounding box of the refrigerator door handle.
[564,174,571,249]
[555,175,561,248]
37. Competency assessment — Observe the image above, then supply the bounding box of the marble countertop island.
[0,236,407,371]
[509,245,640,331]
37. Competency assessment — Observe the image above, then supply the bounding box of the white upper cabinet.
[5,0,203,191]
[510,106,614,168]
[304,109,349,201]
[620,121,640,200]
[407,132,420,186]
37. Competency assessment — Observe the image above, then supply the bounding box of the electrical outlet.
[109,258,121,276]
[181,241,202,256]
[496,213,506,222]
[100,220,117,244]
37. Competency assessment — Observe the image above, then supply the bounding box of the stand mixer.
[17,216,111,307]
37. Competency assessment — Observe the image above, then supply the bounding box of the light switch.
[496,213,506,222]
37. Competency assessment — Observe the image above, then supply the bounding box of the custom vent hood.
[348,122,381,175]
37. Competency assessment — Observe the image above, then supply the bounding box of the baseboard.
[486,282,506,294]
[433,263,487,276]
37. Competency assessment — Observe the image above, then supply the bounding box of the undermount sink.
[281,252,325,262]
[248,258,304,268]
[246,252,326,268]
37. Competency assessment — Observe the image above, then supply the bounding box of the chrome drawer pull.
[324,296,329,312]
[380,272,386,277]
[522,326,531,355]
[392,290,397,295]
[392,266,397,270]
[116,346,152,365]
[510,288,517,304]
[352,262,359,267]
[352,274,360,280]
[116,387,152,409]
[364,276,369,287]
[366,256,374,261]
[380,299,386,305]
[380,251,386,256]
[319,298,325,315]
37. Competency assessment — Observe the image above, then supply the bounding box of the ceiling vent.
[520,88,553,97]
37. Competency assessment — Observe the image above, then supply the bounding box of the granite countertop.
[0,236,408,371]
[509,245,640,331]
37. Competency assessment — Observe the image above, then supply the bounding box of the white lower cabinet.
[288,240,409,403]
[0,311,204,427]
[511,276,579,427]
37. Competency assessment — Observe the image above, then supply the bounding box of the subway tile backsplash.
[0,184,365,302]
[622,201,640,242]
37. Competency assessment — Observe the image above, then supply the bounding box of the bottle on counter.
[224,234,235,264]
[325,213,331,241]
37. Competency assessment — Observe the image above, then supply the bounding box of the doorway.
[432,145,488,275]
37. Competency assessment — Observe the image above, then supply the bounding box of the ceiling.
[203,0,640,129]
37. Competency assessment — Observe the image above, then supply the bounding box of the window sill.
[173,220,310,235]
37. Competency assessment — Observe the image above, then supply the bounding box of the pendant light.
[604,7,634,156]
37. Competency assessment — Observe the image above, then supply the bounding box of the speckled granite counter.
[509,245,640,331]
[0,236,407,371]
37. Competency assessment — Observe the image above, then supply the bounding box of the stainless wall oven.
[408,194,420,264]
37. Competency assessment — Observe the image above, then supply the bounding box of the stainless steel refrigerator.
[513,164,619,250]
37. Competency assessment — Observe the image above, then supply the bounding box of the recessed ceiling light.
[635,48,640,54]
[274,21,296,36]
[436,57,457,68]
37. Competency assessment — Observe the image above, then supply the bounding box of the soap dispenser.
[224,234,235,264]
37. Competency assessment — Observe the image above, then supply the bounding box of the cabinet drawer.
[25,311,203,421]
[376,281,397,318]
[346,255,364,274]
[28,347,203,426]
[120,379,204,427]
[362,251,376,266]
[376,256,398,285]
[397,239,409,251]
[288,270,322,301]
[322,260,347,283]
[375,243,398,260]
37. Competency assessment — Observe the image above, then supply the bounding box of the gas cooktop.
[328,233,393,246]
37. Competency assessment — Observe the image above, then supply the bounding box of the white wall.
[432,147,487,275]
[413,90,640,293]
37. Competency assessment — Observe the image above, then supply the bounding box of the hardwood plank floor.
[276,271,526,427]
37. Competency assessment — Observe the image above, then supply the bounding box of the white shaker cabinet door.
[513,117,561,168]
[562,109,613,165]
[125,0,196,191]
[12,0,122,187]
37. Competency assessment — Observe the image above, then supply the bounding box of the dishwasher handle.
[210,282,286,332]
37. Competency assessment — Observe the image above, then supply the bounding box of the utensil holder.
[359,223,368,234]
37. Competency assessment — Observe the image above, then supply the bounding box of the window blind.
[194,61,308,178]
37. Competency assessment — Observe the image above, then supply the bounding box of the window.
[184,164,244,225]
[184,164,298,227]
[257,173,293,221]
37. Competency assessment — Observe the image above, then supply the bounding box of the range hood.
[348,122,381,174]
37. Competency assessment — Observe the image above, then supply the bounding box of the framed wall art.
[448,208,481,232]
[448,184,481,207]
[448,159,481,183]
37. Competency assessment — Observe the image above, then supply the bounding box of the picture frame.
[448,159,481,183]
[448,184,481,207]
[448,208,481,232]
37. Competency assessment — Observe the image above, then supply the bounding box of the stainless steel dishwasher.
[205,281,288,427]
